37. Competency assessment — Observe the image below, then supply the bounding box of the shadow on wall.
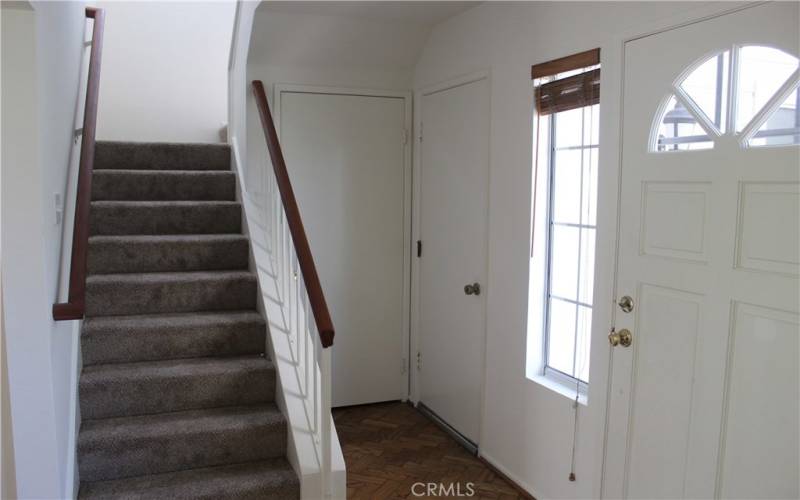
[95,1,236,144]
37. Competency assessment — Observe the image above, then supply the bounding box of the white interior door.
[604,4,800,499]
[278,89,409,407]
[418,76,490,444]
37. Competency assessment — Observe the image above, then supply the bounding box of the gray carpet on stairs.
[81,311,266,365]
[90,200,242,236]
[85,271,258,316]
[95,141,231,171]
[92,169,236,201]
[88,234,250,274]
[77,141,299,499]
[78,459,299,499]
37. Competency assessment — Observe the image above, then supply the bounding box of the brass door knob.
[608,328,632,347]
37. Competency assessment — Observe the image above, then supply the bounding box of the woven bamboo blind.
[533,48,600,115]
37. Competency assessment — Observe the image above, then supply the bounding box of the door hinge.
[416,240,422,258]
[416,351,421,371]
[419,122,423,142]
[402,129,409,145]
[401,357,408,374]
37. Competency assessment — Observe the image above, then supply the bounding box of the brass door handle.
[608,328,632,347]
[464,283,481,296]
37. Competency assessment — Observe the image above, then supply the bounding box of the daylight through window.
[530,49,600,390]
[653,45,800,151]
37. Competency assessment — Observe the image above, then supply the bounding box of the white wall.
[245,6,428,216]
[228,0,258,174]
[2,275,16,500]
[412,2,724,498]
[96,1,235,143]
[1,1,86,497]
[248,7,427,90]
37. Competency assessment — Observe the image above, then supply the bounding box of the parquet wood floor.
[332,402,534,500]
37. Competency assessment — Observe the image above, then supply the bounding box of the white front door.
[604,3,799,499]
[417,76,490,444]
[278,89,409,407]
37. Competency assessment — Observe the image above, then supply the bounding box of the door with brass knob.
[608,328,632,348]
[605,5,800,497]
[417,76,490,445]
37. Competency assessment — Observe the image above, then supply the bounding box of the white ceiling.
[250,1,479,71]
[259,1,477,25]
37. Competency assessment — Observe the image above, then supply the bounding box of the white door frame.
[590,2,771,497]
[272,83,414,402]
[409,71,492,447]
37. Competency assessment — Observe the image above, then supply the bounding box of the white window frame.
[542,105,596,394]
[652,45,800,152]
[527,66,599,402]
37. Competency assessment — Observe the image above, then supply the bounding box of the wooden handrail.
[251,81,335,348]
[53,7,105,321]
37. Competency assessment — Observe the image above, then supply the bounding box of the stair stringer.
[230,138,347,500]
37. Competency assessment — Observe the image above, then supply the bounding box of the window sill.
[529,372,588,406]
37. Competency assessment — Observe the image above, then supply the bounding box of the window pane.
[547,298,576,376]
[680,51,729,130]
[578,228,596,304]
[581,149,598,226]
[554,107,584,148]
[655,96,714,151]
[549,225,579,301]
[736,46,799,132]
[552,150,581,224]
[749,85,800,147]
[575,305,592,383]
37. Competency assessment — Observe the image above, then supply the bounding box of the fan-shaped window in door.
[652,45,799,152]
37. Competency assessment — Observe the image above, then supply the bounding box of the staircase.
[76,141,300,499]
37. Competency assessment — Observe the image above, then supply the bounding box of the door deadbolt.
[608,328,632,347]
[618,295,634,313]
[464,283,481,296]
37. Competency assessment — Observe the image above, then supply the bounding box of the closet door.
[418,76,490,444]
[279,89,409,407]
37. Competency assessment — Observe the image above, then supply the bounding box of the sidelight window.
[528,49,600,394]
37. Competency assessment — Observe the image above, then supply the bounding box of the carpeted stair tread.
[88,234,249,274]
[80,355,275,420]
[78,458,299,500]
[90,200,241,236]
[85,271,257,316]
[92,169,236,201]
[82,311,265,365]
[78,140,297,494]
[78,404,287,482]
[95,141,231,171]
